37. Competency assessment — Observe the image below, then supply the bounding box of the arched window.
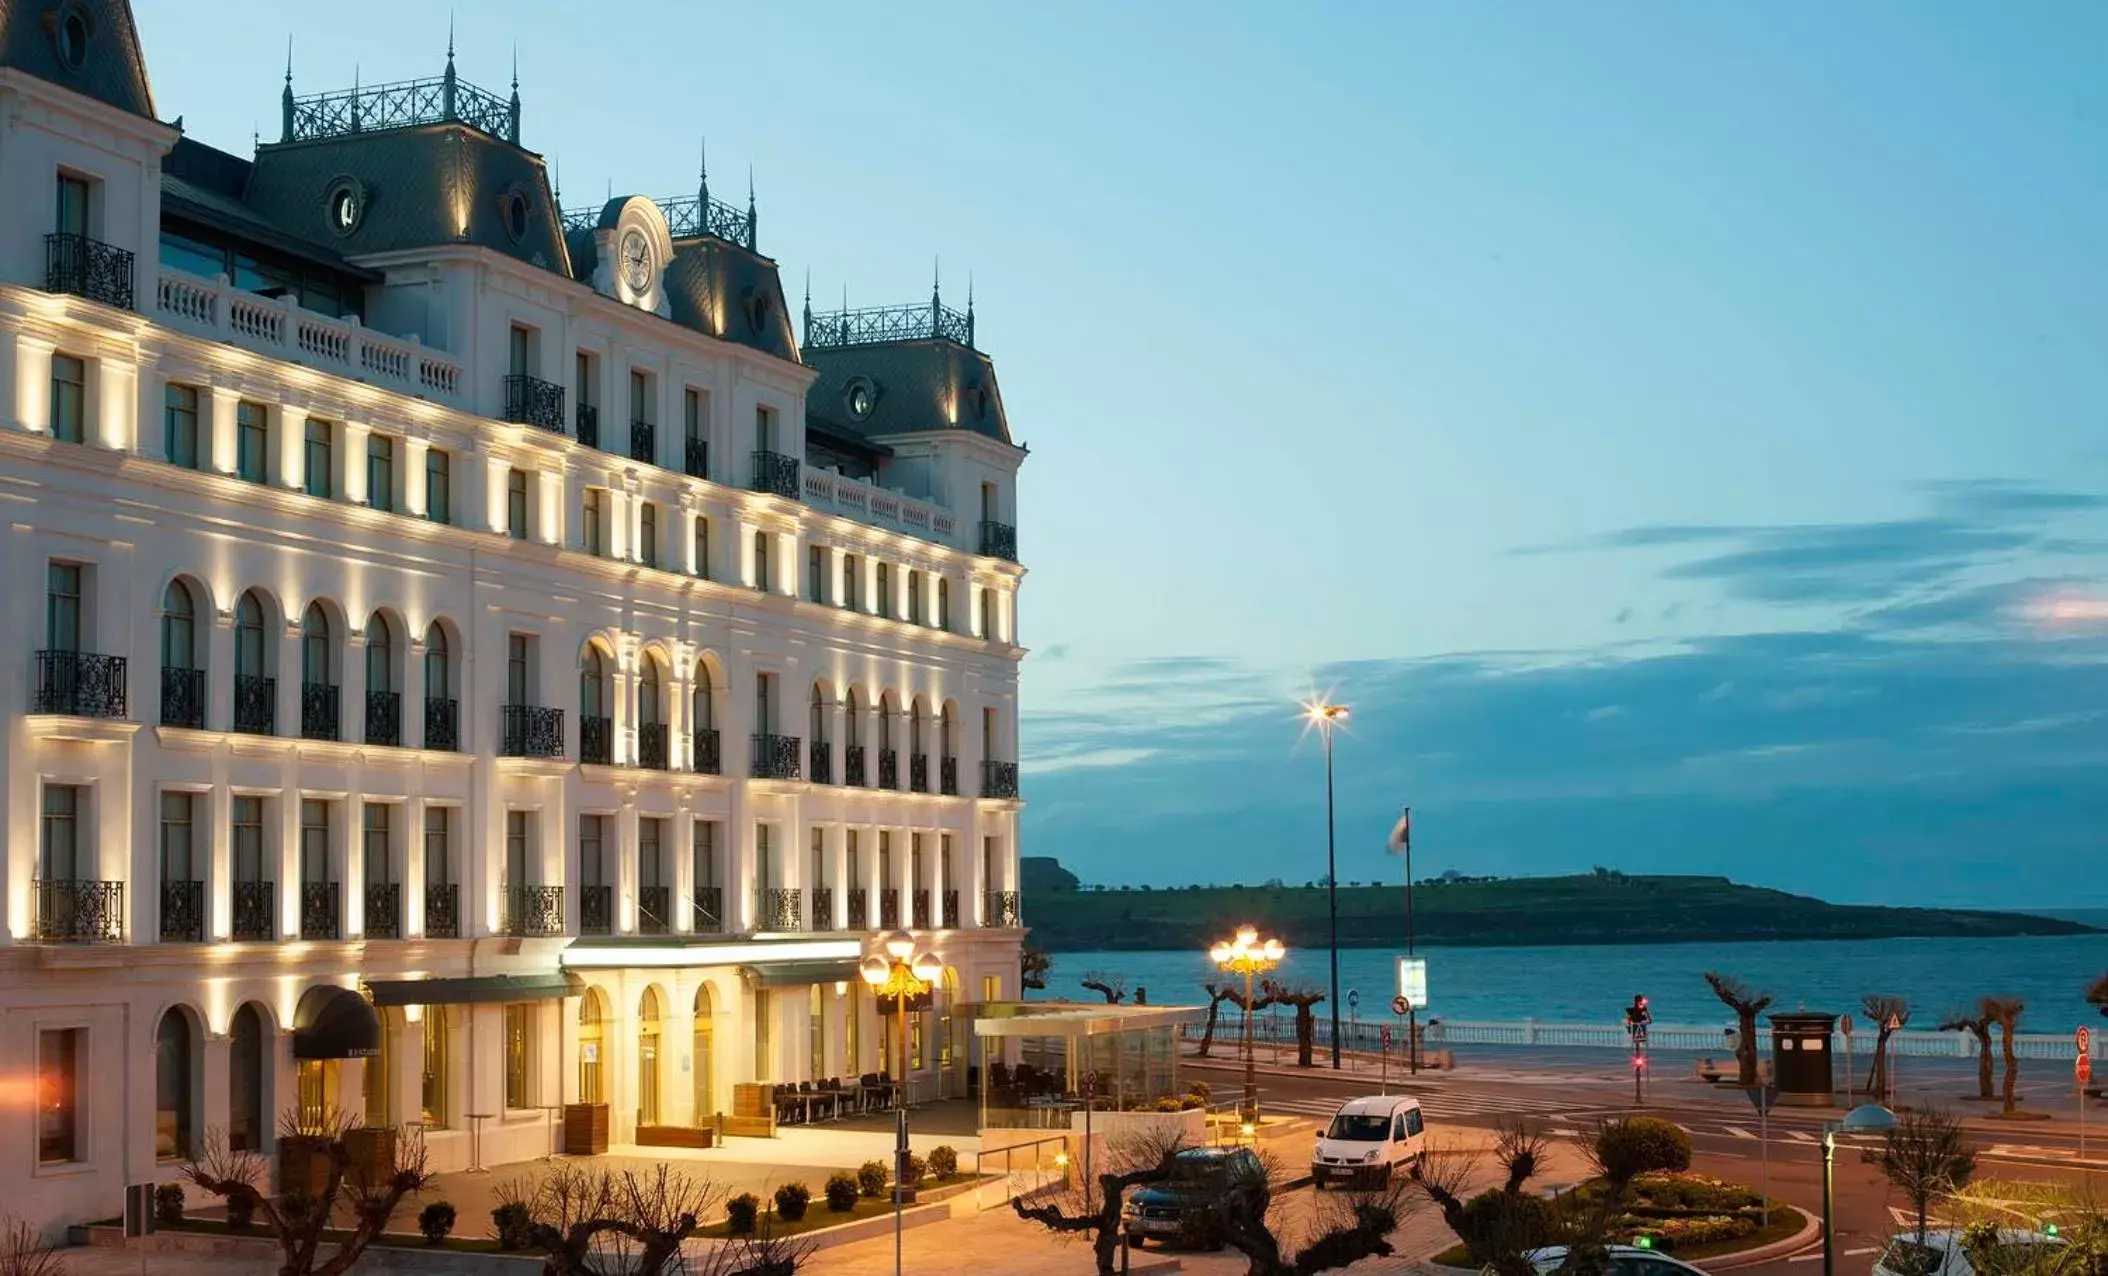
[845,688,864,749]
[234,592,267,678]
[162,581,197,671]
[911,703,926,757]
[640,658,663,727]
[580,647,609,719]
[366,614,395,694]
[422,1006,450,1128]
[879,694,897,752]
[423,624,450,700]
[638,987,664,1126]
[228,1004,264,1152]
[155,1008,195,1160]
[577,989,607,1105]
[692,984,715,1121]
[301,603,333,686]
[691,673,715,729]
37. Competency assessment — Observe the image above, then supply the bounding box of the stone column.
[483,456,510,534]
[208,385,240,475]
[12,334,54,433]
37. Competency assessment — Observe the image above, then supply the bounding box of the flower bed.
[1431,1172,1806,1266]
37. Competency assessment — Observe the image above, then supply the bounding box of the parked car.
[1872,1229,2065,1276]
[1528,1245,1708,1276]
[1122,1146,1265,1249]
[1311,1094,1425,1189]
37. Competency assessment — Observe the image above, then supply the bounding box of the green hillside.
[1020,863,2096,952]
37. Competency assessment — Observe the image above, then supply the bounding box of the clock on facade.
[620,229,653,293]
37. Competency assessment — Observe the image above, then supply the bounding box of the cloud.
[1038,643,1073,662]
[1612,607,1636,625]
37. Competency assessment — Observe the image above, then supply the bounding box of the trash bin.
[1768,1012,1837,1107]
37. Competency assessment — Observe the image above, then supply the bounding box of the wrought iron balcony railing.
[630,420,655,464]
[639,885,672,935]
[940,756,959,796]
[909,754,930,794]
[749,449,801,501]
[877,748,899,790]
[802,300,972,351]
[45,232,135,311]
[844,744,868,787]
[300,681,340,741]
[846,888,869,930]
[879,888,901,929]
[35,650,129,718]
[579,714,613,765]
[579,884,613,936]
[33,879,124,942]
[651,192,755,250]
[979,520,1019,563]
[984,890,1022,928]
[503,884,564,937]
[759,888,803,932]
[576,401,600,449]
[160,879,205,942]
[161,665,206,729]
[232,880,275,940]
[424,696,459,751]
[425,882,460,938]
[811,886,835,930]
[943,889,961,929]
[750,732,802,780]
[300,881,341,939]
[684,436,709,480]
[809,739,833,785]
[365,689,401,746]
[637,722,669,770]
[285,74,519,145]
[692,726,721,774]
[981,760,1020,800]
[503,374,566,433]
[233,674,276,735]
[365,882,402,939]
[912,888,931,929]
[501,704,564,758]
[692,885,724,934]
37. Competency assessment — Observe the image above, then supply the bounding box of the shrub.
[824,1172,860,1213]
[928,1146,959,1179]
[1457,1189,1557,1262]
[491,1201,533,1251]
[773,1183,810,1222]
[1595,1117,1693,1180]
[726,1193,761,1236]
[901,1152,928,1186]
[153,1183,185,1226]
[1156,1097,1185,1112]
[1188,1080,1211,1103]
[225,1192,255,1230]
[857,1160,889,1198]
[418,1201,456,1245]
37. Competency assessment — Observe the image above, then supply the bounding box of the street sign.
[1746,1084,1781,1114]
[1392,995,1411,1016]
[1841,1014,1854,1037]
[1382,1027,1392,1048]
[2079,1026,2092,1055]
[1397,957,1428,1012]
[1349,989,1360,1009]
[2079,1057,2093,1086]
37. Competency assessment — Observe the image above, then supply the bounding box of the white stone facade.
[0,31,1027,1236]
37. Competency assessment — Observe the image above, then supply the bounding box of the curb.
[1699,1206,1821,1272]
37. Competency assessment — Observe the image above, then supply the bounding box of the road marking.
[1787,1253,1823,1263]
[1785,1130,1815,1143]
[1724,1124,1756,1139]
[1551,1128,1581,1138]
[1846,1247,1879,1256]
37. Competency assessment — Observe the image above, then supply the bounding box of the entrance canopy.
[293,985,381,1059]
[975,1002,1202,1129]
[365,972,582,1006]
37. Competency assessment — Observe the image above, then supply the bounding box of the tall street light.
[1304,698,1349,1069]
[861,929,942,1276]
[1822,1103,1896,1276]
[1209,925,1284,1126]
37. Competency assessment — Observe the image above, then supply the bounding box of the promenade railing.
[1197,1017,2102,1062]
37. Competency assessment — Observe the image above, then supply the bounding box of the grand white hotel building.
[0,2,1027,1232]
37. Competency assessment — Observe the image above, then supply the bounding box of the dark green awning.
[747,960,861,989]
[293,985,381,1059]
[364,972,581,1007]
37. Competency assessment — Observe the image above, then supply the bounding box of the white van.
[1310,1095,1425,1189]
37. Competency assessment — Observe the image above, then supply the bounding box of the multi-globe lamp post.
[860,929,942,1276]
[1209,925,1284,1127]
[1303,697,1349,1069]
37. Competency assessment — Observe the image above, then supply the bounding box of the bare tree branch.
[1704,972,1775,1086]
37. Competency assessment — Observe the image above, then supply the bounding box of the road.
[1184,1051,2105,1276]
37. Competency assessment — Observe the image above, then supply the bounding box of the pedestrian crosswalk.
[1256,1087,1582,1124]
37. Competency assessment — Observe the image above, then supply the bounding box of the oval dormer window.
[844,377,878,422]
[54,4,93,71]
[324,178,365,237]
[499,189,531,244]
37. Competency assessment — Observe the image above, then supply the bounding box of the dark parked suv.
[1122,1146,1265,1250]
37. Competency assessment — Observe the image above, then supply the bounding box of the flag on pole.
[1387,806,1412,854]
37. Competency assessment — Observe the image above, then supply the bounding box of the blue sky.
[137,2,2108,906]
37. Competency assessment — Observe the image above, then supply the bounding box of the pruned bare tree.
[1197,982,1238,1058]
[1937,1007,1996,1100]
[1864,1108,1977,1248]
[1011,1125,1190,1276]
[1080,970,1127,1004]
[500,1163,808,1276]
[1261,980,1326,1068]
[1210,1148,1418,1276]
[1704,972,1774,1086]
[1984,996,2026,1115]
[180,1108,432,1276]
[2087,972,2108,1019]
[1408,1118,1646,1276]
[1863,994,1911,1099]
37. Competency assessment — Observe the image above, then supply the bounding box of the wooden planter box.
[637,1124,714,1149]
[562,1103,609,1156]
[343,1126,396,1183]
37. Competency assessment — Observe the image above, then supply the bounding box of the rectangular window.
[847,829,861,893]
[937,578,951,631]
[576,351,596,409]
[578,814,605,886]
[504,1004,531,1109]
[300,799,330,884]
[232,797,265,882]
[50,354,86,443]
[630,368,653,424]
[164,383,200,469]
[363,801,391,885]
[842,556,860,611]
[807,546,825,602]
[56,173,91,237]
[509,324,534,377]
[506,810,530,886]
[640,818,664,889]
[879,832,894,897]
[912,833,926,891]
[160,791,195,882]
[907,571,923,624]
[367,434,395,512]
[753,531,771,592]
[640,502,659,568]
[684,387,707,478]
[694,819,718,888]
[426,447,452,524]
[755,404,775,453]
[41,783,80,881]
[304,419,334,499]
[424,806,451,886]
[811,826,826,890]
[236,401,268,483]
[693,517,710,580]
[977,587,992,639]
[756,671,775,734]
[507,634,532,704]
[875,562,891,618]
[756,823,773,894]
[507,469,529,539]
[38,1029,81,1164]
[46,561,82,651]
[583,489,606,557]
[981,481,998,523]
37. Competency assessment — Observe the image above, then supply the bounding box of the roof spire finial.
[967,272,976,348]
[285,34,293,88]
[440,15,457,120]
[506,44,521,143]
[447,11,456,64]
[698,137,709,208]
[511,43,519,92]
[553,154,562,206]
[745,163,757,250]
[802,269,812,337]
[280,34,295,142]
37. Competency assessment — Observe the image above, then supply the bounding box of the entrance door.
[693,984,715,1124]
[637,987,663,1127]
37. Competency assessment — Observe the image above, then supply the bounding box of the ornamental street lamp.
[1822,1104,1896,1276]
[1304,698,1349,1069]
[1209,925,1284,1126]
[861,928,942,1276]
